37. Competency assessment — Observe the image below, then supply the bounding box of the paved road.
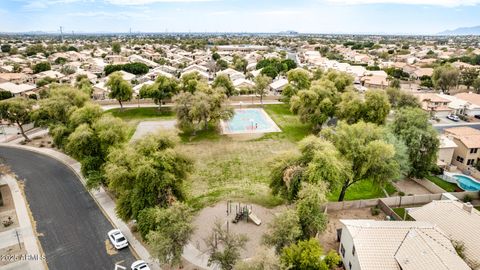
[434,123,480,132]
[0,147,136,270]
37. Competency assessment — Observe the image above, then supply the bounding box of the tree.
[363,89,391,125]
[174,87,233,133]
[320,122,405,201]
[296,183,328,238]
[205,221,248,270]
[391,108,439,178]
[233,56,248,73]
[270,136,348,201]
[0,90,13,100]
[33,61,51,74]
[141,203,194,267]
[106,72,133,110]
[261,66,279,79]
[254,74,272,105]
[389,78,401,89]
[112,42,121,54]
[1,44,11,53]
[212,52,221,61]
[323,70,354,92]
[290,79,339,131]
[280,239,324,270]
[386,88,420,109]
[140,75,178,109]
[104,133,192,220]
[0,97,35,141]
[75,77,93,96]
[234,247,280,270]
[212,74,235,97]
[262,209,302,254]
[216,59,229,71]
[337,90,390,125]
[287,68,311,92]
[432,64,460,94]
[474,77,480,94]
[460,67,479,89]
[180,71,208,93]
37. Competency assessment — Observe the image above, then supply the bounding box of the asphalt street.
[0,146,136,270]
[434,123,480,132]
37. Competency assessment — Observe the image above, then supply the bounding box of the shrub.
[463,194,473,203]
[371,206,380,216]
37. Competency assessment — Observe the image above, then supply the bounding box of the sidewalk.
[0,144,212,270]
[0,175,45,270]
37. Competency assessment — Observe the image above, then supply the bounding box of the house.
[107,70,136,82]
[416,93,453,117]
[217,68,245,81]
[437,135,458,167]
[183,64,209,74]
[361,75,388,89]
[454,93,480,117]
[0,73,29,84]
[0,82,36,96]
[444,127,480,169]
[409,200,480,268]
[269,78,288,93]
[232,78,255,90]
[129,54,159,68]
[412,68,433,79]
[339,219,470,270]
[180,69,210,81]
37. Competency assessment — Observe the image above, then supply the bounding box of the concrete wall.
[438,148,455,166]
[95,95,281,106]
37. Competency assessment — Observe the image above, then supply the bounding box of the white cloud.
[67,11,152,18]
[105,0,215,5]
[326,0,480,7]
[23,0,94,9]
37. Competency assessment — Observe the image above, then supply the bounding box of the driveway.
[0,147,136,270]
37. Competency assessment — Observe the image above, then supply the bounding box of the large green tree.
[290,79,339,131]
[280,239,325,270]
[391,108,439,178]
[262,209,302,254]
[296,183,328,238]
[140,203,195,267]
[205,221,248,270]
[432,64,460,94]
[140,75,178,109]
[0,97,35,141]
[106,71,133,110]
[104,133,192,220]
[212,74,235,97]
[254,74,272,105]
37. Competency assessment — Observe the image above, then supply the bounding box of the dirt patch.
[319,208,387,252]
[105,239,118,255]
[0,184,14,211]
[23,134,55,149]
[190,201,286,259]
[0,244,27,266]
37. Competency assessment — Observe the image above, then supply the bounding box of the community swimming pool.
[453,174,480,191]
[221,108,281,135]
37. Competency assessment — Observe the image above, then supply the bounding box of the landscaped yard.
[327,180,397,201]
[425,175,457,192]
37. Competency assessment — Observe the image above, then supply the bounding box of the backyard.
[425,175,458,192]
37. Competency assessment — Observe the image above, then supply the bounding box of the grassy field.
[425,175,458,192]
[105,107,175,121]
[179,138,292,210]
[327,180,397,201]
[263,104,312,142]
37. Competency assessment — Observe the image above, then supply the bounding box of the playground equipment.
[228,201,262,226]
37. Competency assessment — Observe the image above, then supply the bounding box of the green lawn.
[105,107,175,121]
[425,175,458,192]
[262,104,312,142]
[327,180,397,201]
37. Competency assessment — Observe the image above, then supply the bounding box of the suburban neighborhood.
[1,1,480,270]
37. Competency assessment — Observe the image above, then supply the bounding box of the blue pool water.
[224,109,276,133]
[454,174,480,191]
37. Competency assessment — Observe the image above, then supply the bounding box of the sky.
[0,0,480,34]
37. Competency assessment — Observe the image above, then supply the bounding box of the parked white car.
[107,229,129,250]
[131,260,150,270]
[447,114,460,122]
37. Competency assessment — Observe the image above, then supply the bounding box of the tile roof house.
[444,126,480,169]
[339,219,470,270]
[409,200,480,268]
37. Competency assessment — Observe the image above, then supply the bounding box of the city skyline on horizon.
[1,0,480,35]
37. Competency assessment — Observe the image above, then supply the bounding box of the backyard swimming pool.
[221,108,281,134]
[453,174,480,191]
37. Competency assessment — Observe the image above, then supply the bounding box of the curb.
[0,144,143,260]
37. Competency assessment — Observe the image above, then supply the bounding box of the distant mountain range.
[439,25,480,35]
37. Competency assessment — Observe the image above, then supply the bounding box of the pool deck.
[220,108,281,135]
